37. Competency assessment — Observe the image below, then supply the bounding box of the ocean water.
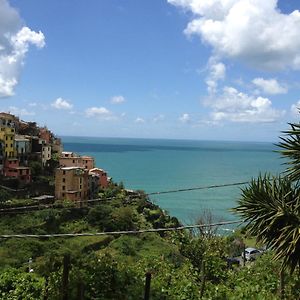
[62,137,284,226]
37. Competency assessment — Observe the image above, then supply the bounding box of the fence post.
[243,245,246,267]
[279,268,285,300]
[200,260,206,299]
[144,272,151,300]
[61,254,71,300]
[76,280,85,300]
[43,276,49,300]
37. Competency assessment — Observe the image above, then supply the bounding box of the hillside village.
[0,112,109,203]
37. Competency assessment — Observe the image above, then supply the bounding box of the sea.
[62,136,284,229]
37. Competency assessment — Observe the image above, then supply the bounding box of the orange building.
[81,156,95,170]
[59,152,95,170]
[55,167,89,203]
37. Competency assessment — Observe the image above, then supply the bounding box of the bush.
[0,268,45,299]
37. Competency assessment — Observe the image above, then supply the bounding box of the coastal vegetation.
[0,122,300,299]
[0,181,299,299]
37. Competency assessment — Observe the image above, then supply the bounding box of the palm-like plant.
[233,174,300,272]
[278,122,300,182]
[234,121,300,273]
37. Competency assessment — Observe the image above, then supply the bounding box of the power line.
[0,181,249,213]
[0,197,110,212]
[146,181,249,196]
[0,220,243,239]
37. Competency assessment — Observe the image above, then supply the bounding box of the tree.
[234,175,300,272]
[278,122,300,181]
[234,120,300,273]
[0,188,12,203]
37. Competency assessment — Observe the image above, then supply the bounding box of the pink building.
[3,158,31,184]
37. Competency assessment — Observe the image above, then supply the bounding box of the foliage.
[234,174,300,272]
[0,189,12,203]
[278,122,300,181]
[29,160,43,177]
[1,180,300,299]
[0,268,45,299]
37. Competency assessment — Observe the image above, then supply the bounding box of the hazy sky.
[1,0,300,141]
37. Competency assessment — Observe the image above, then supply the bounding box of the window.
[62,193,65,197]
[62,186,65,190]
[10,136,13,140]
[80,185,82,189]
[73,159,75,163]
[62,178,65,182]
[63,170,66,175]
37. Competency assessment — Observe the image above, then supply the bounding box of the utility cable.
[146,181,249,195]
[0,220,243,239]
[0,181,249,213]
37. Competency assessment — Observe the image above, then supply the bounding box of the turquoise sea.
[62,137,284,227]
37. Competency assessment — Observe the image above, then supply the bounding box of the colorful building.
[39,127,53,144]
[3,158,31,184]
[81,156,95,170]
[42,144,51,166]
[15,135,31,164]
[52,138,63,155]
[55,166,89,203]
[88,172,100,199]
[59,152,95,170]
[0,141,4,172]
[0,113,17,158]
[89,168,109,188]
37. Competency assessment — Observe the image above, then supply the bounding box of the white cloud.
[207,86,284,123]
[110,95,125,104]
[206,57,226,94]
[8,106,35,116]
[179,113,191,123]
[51,98,73,110]
[291,100,300,117]
[168,0,300,70]
[85,106,116,120]
[0,0,45,98]
[135,117,145,123]
[252,78,287,95]
[153,114,165,123]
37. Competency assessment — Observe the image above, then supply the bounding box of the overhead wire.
[0,180,249,213]
[0,220,243,239]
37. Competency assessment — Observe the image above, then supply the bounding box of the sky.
[1,0,300,141]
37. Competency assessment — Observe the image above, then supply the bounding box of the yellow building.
[0,113,17,158]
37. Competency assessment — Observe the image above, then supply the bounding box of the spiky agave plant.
[233,174,300,272]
